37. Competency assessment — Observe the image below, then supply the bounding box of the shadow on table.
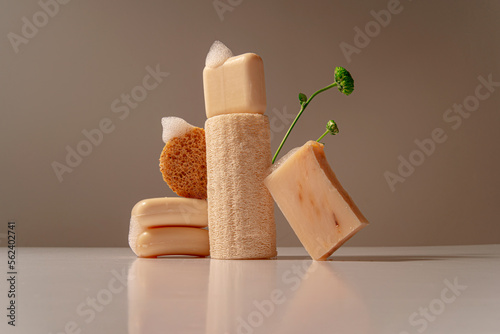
[277,254,496,262]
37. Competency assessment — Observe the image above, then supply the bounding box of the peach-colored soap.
[136,227,209,258]
[128,197,209,257]
[132,197,208,228]
[264,141,369,260]
[203,53,267,118]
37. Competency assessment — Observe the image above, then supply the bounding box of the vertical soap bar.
[264,141,369,260]
[205,113,277,259]
[203,53,267,118]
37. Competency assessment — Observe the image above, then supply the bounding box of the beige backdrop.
[1,0,499,247]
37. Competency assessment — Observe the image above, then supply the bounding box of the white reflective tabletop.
[1,245,499,334]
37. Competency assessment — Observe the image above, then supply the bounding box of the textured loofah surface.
[205,113,277,259]
[159,127,207,199]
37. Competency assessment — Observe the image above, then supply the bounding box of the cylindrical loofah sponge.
[205,113,277,259]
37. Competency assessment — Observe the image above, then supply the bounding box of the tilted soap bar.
[128,197,209,258]
[203,53,267,118]
[264,141,369,260]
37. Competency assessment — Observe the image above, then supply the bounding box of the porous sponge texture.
[205,113,277,259]
[159,127,207,199]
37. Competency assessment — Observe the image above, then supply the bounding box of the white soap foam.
[128,216,143,256]
[161,117,194,143]
[205,40,233,68]
[268,147,300,175]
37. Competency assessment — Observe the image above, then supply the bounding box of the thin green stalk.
[316,129,329,142]
[271,66,354,163]
[271,82,337,164]
[316,120,339,142]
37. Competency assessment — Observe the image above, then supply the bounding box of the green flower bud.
[298,92,307,103]
[326,120,339,135]
[334,67,354,96]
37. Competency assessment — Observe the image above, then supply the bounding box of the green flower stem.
[271,82,337,164]
[316,129,330,142]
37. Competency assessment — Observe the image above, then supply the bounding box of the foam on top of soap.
[205,40,233,68]
[161,117,194,143]
[268,147,300,175]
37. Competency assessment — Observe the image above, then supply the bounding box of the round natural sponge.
[159,117,207,199]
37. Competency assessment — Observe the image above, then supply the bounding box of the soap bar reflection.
[275,262,371,334]
[127,256,370,333]
[127,258,210,333]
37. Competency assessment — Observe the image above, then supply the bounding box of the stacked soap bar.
[128,117,209,258]
[203,41,276,259]
[128,197,209,258]
[265,141,369,260]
